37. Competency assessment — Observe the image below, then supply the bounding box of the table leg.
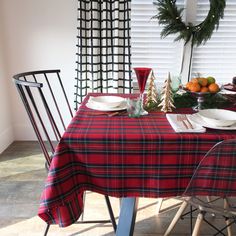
[116,197,138,236]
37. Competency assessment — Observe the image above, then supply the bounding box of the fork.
[182,114,194,129]
[108,110,127,117]
[86,110,127,117]
[177,115,189,129]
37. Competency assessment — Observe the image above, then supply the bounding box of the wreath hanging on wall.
[153,0,226,46]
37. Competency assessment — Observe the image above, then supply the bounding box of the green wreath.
[153,0,226,46]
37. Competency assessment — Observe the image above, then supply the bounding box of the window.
[131,0,236,87]
[131,0,184,85]
[191,0,236,84]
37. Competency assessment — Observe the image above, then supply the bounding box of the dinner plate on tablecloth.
[188,113,236,130]
[89,96,126,108]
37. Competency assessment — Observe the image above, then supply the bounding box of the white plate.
[198,109,236,127]
[188,113,236,130]
[86,101,127,111]
[220,89,236,95]
[89,96,126,109]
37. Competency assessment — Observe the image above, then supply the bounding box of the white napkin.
[166,114,206,133]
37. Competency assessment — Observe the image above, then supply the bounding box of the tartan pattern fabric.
[75,0,132,109]
[184,139,236,197]
[38,93,236,227]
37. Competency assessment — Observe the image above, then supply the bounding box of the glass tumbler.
[127,98,141,118]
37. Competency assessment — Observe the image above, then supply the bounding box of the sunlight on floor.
[0,154,45,179]
[0,195,182,236]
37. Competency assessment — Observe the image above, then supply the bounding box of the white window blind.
[191,0,236,84]
[131,0,184,85]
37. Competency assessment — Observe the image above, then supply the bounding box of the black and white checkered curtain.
[75,0,132,108]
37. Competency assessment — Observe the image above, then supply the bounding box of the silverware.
[183,114,194,129]
[108,110,127,117]
[177,115,189,129]
[177,114,194,129]
[86,110,127,117]
[86,112,109,116]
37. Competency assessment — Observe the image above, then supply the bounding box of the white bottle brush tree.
[145,70,159,110]
[158,72,176,112]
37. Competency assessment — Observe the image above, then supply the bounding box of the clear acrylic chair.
[13,70,116,235]
[164,139,236,236]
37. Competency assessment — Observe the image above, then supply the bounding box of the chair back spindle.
[13,70,73,168]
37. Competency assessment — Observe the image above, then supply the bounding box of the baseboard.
[0,127,14,154]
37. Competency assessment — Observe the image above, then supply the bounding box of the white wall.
[0,5,14,153]
[0,0,77,143]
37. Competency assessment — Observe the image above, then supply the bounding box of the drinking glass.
[171,74,182,92]
[134,67,152,115]
[127,98,141,118]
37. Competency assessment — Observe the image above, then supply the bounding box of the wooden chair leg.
[164,200,189,236]
[225,219,232,236]
[192,212,204,236]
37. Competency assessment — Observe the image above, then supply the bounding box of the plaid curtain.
[75,0,132,109]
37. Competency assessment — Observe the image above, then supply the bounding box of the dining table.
[38,93,236,235]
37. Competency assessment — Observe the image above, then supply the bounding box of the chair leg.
[156,198,164,214]
[192,212,204,236]
[78,193,116,233]
[164,200,189,236]
[224,198,232,236]
[45,161,50,172]
[80,191,86,221]
[104,195,117,232]
[43,223,50,236]
[225,219,233,236]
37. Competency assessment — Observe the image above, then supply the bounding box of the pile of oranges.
[185,77,220,93]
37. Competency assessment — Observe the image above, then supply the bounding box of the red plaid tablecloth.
[38,93,236,227]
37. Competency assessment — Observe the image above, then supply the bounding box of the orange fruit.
[186,82,193,90]
[198,78,208,87]
[191,78,199,84]
[200,86,209,93]
[208,83,220,93]
[189,83,201,92]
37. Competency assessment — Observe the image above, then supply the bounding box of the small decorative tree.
[145,70,158,109]
[158,72,175,112]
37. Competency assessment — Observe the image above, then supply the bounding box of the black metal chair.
[164,139,236,236]
[13,70,117,235]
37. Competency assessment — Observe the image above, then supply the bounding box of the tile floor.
[0,141,235,236]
